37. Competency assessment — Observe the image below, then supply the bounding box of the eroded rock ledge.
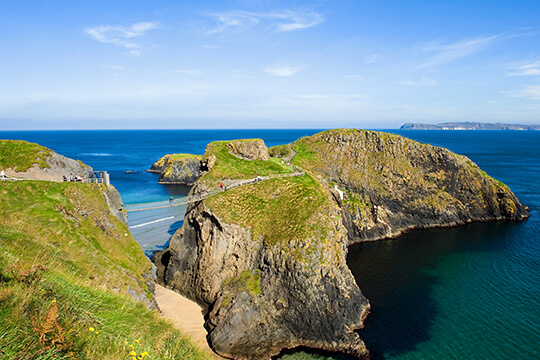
[153,130,528,359]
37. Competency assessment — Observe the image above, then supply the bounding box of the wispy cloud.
[507,60,540,76]
[264,65,300,77]
[98,64,134,72]
[392,77,438,86]
[207,10,323,34]
[418,35,499,68]
[85,22,159,55]
[503,85,540,100]
[364,54,380,64]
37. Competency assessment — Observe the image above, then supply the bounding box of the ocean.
[1,129,538,360]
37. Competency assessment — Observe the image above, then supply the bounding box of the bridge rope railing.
[126,167,305,213]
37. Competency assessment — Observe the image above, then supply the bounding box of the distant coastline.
[400,122,540,130]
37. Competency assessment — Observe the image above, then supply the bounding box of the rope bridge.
[126,169,304,213]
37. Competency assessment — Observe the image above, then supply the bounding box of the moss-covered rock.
[291,129,529,242]
[148,154,202,185]
[226,138,269,161]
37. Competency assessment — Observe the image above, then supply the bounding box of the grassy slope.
[200,139,341,264]
[291,128,516,217]
[199,140,292,186]
[268,144,292,159]
[0,140,53,171]
[0,180,209,360]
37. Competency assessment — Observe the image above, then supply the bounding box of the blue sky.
[1,0,539,130]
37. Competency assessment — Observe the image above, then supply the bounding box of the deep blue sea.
[1,129,538,360]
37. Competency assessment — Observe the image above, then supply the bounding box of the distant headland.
[400,122,540,130]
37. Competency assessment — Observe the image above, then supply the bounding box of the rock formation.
[0,139,93,181]
[291,129,529,243]
[226,139,269,161]
[148,154,202,185]
[154,130,528,359]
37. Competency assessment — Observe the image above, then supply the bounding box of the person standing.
[1,170,5,181]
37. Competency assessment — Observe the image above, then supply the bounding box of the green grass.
[205,174,337,253]
[169,154,201,161]
[199,140,293,186]
[0,140,53,171]
[0,180,210,360]
[268,144,292,159]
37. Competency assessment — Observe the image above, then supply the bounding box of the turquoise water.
[1,129,538,359]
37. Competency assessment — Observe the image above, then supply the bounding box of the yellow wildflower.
[135,339,140,344]
[129,344,134,348]
[89,327,95,332]
[130,350,136,356]
[141,352,148,357]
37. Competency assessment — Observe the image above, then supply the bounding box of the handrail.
[126,169,305,212]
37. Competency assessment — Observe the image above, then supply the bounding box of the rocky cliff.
[0,139,93,181]
[291,129,528,243]
[148,154,202,185]
[154,130,528,359]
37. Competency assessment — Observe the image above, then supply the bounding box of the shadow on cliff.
[347,221,521,359]
[168,219,183,238]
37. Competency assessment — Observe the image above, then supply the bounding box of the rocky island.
[400,122,540,130]
[153,129,528,359]
[148,153,202,185]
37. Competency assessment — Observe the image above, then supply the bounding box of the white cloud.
[85,22,159,55]
[503,85,540,100]
[418,35,499,68]
[507,60,540,76]
[392,77,438,86]
[98,64,134,72]
[364,54,380,64]
[208,10,323,34]
[264,65,300,77]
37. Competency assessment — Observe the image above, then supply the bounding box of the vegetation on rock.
[149,154,202,185]
[268,144,292,159]
[0,140,52,171]
[0,179,209,358]
[199,140,292,187]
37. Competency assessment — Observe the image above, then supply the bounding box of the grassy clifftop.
[0,180,209,358]
[0,140,52,171]
[198,139,293,187]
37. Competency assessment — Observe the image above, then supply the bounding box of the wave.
[129,216,175,229]
[81,153,113,156]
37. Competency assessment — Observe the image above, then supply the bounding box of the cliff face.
[226,139,270,161]
[155,196,369,360]
[154,130,528,359]
[148,154,202,185]
[292,129,528,243]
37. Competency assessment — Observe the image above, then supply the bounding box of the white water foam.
[129,216,175,229]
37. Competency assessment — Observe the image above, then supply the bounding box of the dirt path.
[154,284,221,359]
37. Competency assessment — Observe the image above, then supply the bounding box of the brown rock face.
[292,129,529,243]
[154,201,370,360]
[226,139,270,161]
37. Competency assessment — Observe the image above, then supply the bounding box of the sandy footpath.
[154,284,221,359]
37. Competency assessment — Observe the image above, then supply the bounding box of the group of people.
[63,174,84,182]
